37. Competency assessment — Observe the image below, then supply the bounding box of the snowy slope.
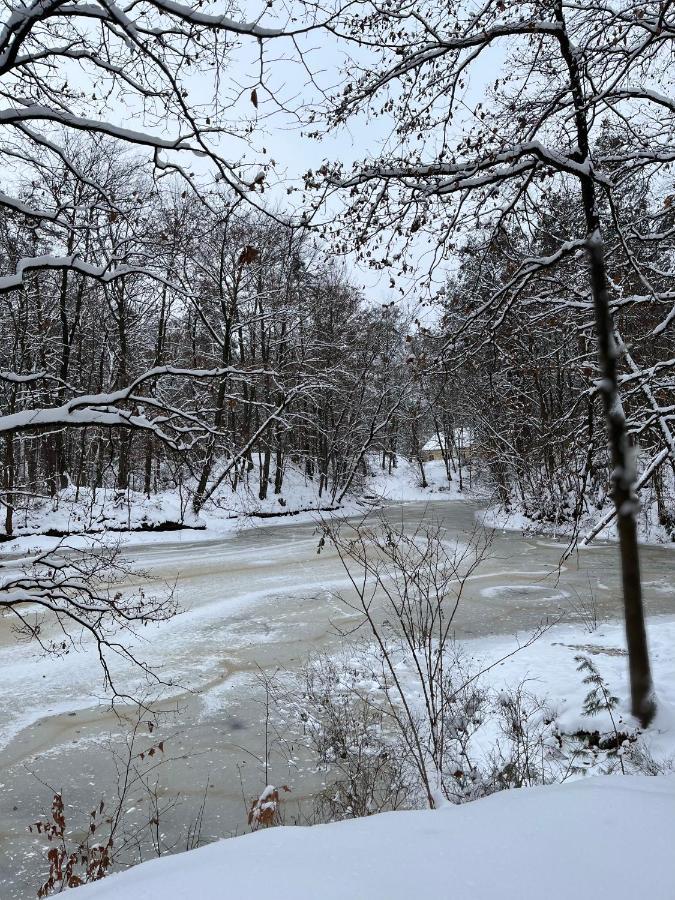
[2,455,481,548]
[362,456,484,502]
[77,775,675,900]
[481,502,675,546]
[2,464,343,538]
[400,616,675,775]
[480,467,675,547]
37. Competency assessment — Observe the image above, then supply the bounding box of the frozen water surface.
[0,499,673,897]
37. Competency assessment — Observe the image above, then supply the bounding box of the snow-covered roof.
[422,428,474,452]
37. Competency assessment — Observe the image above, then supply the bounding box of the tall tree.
[316,0,675,726]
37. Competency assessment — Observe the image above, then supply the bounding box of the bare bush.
[31,792,113,896]
[319,517,563,807]
[485,684,566,794]
[320,516,494,807]
[292,518,650,815]
[29,706,209,894]
[286,643,580,818]
[299,652,417,820]
[567,581,600,634]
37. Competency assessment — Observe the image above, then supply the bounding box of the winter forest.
[1,1,674,898]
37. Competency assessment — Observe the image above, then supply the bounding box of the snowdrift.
[78,775,675,900]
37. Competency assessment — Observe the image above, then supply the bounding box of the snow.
[454,616,675,766]
[75,774,675,900]
[478,504,537,535]
[3,459,673,899]
[421,427,475,452]
[1,455,480,553]
[479,493,675,548]
[362,456,484,503]
[0,463,360,553]
[2,476,674,896]
[290,614,675,794]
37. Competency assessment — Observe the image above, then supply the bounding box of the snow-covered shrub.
[297,653,417,820]
[291,643,659,819]
[248,785,290,830]
[483,683,566,794]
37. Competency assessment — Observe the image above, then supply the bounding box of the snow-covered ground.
[480,475,675,548]
[2,463,350,541]
[433,616,675,769]
[363,456,484,503]
[1,456,478,555]
[76,774,675,900]
[481,502,675,546]
[270,614,675,810]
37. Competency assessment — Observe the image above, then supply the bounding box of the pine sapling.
[575,655,626,774]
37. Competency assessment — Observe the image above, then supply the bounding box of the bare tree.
[313,0,675,726]
[0,536,175,690]
[0,0,324,673]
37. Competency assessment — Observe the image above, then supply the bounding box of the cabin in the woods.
[421,429,476,464]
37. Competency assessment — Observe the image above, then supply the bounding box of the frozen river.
[1,499,673,896]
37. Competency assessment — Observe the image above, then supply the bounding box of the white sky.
[0,0,502,310]
[212,21,504,307]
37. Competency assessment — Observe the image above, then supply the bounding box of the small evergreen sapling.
[575,655,626,774]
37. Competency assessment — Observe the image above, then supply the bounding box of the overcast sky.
[18,1,502,309]
[206,19,504,307]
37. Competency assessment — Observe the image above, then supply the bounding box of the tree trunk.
[555,0,655,726]
[586,237,655,727]
[144,438,153,497]
[4,435,14,536]
[259,447,271,500]
[274,425,284,495]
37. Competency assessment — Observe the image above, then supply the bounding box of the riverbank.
[479,501,675,548]
[76,774,675,900]
[0,456,482,555]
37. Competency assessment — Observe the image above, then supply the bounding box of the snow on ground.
[457,615,675,765]
[480,502,675,546]
[4,460,673,898]
[362,456,484,503]
[3,463,343,539]
[480,488,675,547]
[77,774,675,900]
[1,456,481,554]
[0,470,363,555]
[304,614,675,791]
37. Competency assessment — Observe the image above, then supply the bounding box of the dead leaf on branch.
[238,245,259,266]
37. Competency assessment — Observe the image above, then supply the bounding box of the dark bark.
[555,0,655,726]
[3,434,14,535]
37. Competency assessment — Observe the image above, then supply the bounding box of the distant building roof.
[422,428,475,452]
